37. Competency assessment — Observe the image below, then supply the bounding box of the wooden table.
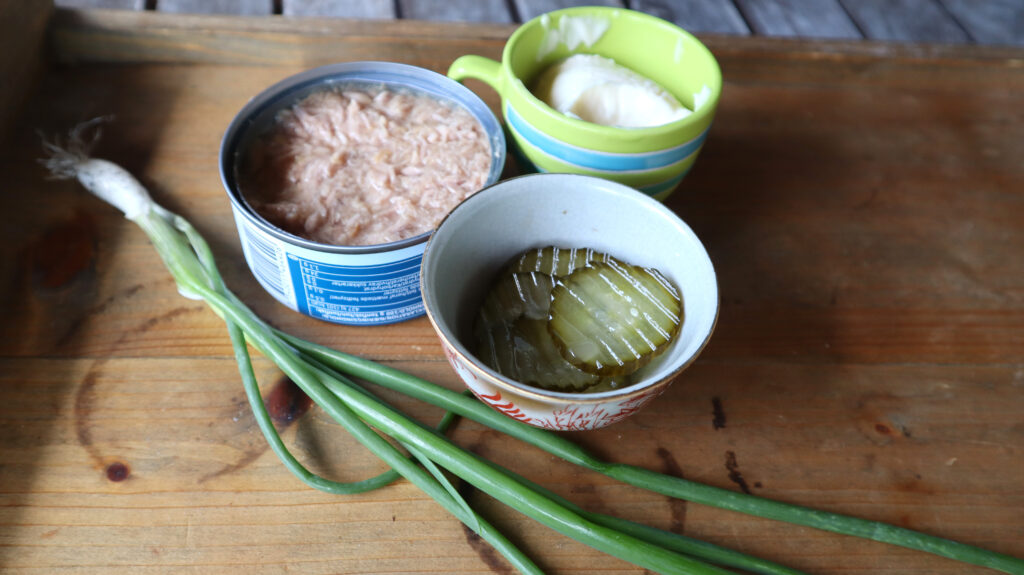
[53,0,1024,46]
[2,5,1022,575]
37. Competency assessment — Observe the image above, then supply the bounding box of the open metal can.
[219,62,505,325]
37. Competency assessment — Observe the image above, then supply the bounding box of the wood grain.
[734,0,861,39]
[47,0,1022,47]
[282,0,395,19]
[512,0,624,23]
[941,0,1024,46]
[2,8,1022,575]
[631,0,750,35]
[47,8,512,66]
[157,0,273,16]
[840,0,970,44]
[54,0,144,8]
[398,0,514,23]
[0,357,1020,573]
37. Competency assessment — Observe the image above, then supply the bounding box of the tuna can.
[219,62,505,325]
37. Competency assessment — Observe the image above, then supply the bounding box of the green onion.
[41,123,1023,575]
[285,335,1024,574]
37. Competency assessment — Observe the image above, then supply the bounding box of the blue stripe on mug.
[505,103,708,172]
[529,160,689,199]
[638,169,689,197]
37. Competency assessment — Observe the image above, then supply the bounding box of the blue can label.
[233,210,426,325]
[287,253,423,324]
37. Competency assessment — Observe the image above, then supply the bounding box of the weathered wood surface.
[2,7,1023,575]
[735,0,861,40]
[839,0,971,44]
[56,0,144,9]
[284,0,395,19]
[632,0,750,36]
[157,0,274,16]
[398,0,514,24]
[511,0,625,24]
[53,0,1024,45]
[942,0,1024,46]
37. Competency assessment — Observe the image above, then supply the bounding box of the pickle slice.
[582,375,632,394]
[477,271,554,328]
[515,318,602,390]
[475,320,517,378]
[476,318,601,391]
[548,261,683,376]
[507,246,616,278]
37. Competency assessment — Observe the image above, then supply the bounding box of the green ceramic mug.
[448,6,721,200]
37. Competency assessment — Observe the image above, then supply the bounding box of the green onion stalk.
[40,123,1024,575]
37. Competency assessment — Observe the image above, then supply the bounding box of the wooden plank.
[512,0,624,24]
[839,0,970,44]
[0,1,53,148]
[631,0,750,35]
[54,0,145,8]
[157,0,273,16]
[282,0,395,19]
[734,0,861,39]
[0,356,1021,574]
[47,9,511,68]
[398,0,513,23]
[941,0,1024,47]
[45,9,1024,72]
[29,11,1024,365]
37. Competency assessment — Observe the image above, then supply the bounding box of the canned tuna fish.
[219,62,506,325]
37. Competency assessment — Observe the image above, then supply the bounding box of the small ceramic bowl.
[420,173,718,430]
[448,7,721,201]
[220,61,505,326]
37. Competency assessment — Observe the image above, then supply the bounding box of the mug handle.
[448,55,503,95]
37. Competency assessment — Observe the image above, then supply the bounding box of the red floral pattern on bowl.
[443,343,669,431]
